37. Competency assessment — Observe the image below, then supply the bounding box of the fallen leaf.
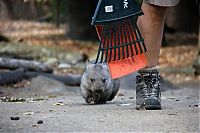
[129,97,134,99]
[32,125,37,127]
[189,104,199,108]
[27,101,35,103]
[48,96,57,98]
[168,97,175,100]
[23,111,34,115]
[117,93,124,96]
[53,103,65,106]
[121,97,125,100]
[117,103,131,106]
[1,96,26,102]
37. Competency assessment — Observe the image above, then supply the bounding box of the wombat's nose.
[95,89,103,93]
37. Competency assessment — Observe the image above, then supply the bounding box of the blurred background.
[0,0,199,97]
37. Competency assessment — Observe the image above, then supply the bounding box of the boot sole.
[136,105,161,110]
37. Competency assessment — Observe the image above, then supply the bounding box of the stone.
[37,120,43,124]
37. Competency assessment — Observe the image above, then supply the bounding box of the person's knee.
[142,3,168,18]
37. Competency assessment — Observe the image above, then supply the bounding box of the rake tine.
[95,40,101,63]
[128,19,138,55]
[125,20,134,57]
[132,20,144,54]
[104,25,110,63]
[120,21,125,59]
[117,22,121,60]
[95,26,104,63]
[123,20,129,58]
[104,24,110,62]
[113,23,117,61]
[108,24,113,62]
[100,25,107,63]
[133,20,147,52]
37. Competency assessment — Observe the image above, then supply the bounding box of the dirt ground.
[0,85,199,132]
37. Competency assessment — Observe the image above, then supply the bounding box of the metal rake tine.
[104,24,109,63]
[113,23,117,61]
[103,25,110,62]
[117,22,121,60]
[95,41,101,63]
[128,19,138,55]
[100,25,107,63]
[123,20,130,58]
[125,20,134,57]
[120,21,125,59]
[108,24,113,62]
[95,26,104,63]
[133,20,147,52]
[132,20,144,54]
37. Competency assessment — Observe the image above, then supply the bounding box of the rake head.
[95,18,146,63]
[92,0,147,78]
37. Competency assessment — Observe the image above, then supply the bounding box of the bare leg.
[137,3,168,68]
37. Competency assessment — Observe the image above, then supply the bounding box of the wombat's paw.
[86,97,93,104]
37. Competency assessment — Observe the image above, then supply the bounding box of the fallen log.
[0,57,52,73]
[25,72,81,86]
[0,35,9,42]
[0,68,26,85]
[0,69,81,86]
[0,52,34,60]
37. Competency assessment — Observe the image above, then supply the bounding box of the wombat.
[80,61,120,104]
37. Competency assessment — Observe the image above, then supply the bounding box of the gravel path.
[0,86,199,132]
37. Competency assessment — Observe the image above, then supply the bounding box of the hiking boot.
[136,69,161,110]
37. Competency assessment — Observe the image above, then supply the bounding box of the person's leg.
[135,1,179,110]
[137,3,168,68]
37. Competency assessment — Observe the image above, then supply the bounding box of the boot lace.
[140,70,160,99]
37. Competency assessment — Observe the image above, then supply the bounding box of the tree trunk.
[193,19,200,75]
[65,0,98,40]
[2,0,49,20]
[55,0,61,28]
[165,0,199,33]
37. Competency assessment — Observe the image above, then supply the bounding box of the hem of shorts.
[144,1,180,7]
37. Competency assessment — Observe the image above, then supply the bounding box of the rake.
[92,0,147,79]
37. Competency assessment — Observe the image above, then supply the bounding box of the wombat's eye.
[90,78,95,83]
[102,78,107,83]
